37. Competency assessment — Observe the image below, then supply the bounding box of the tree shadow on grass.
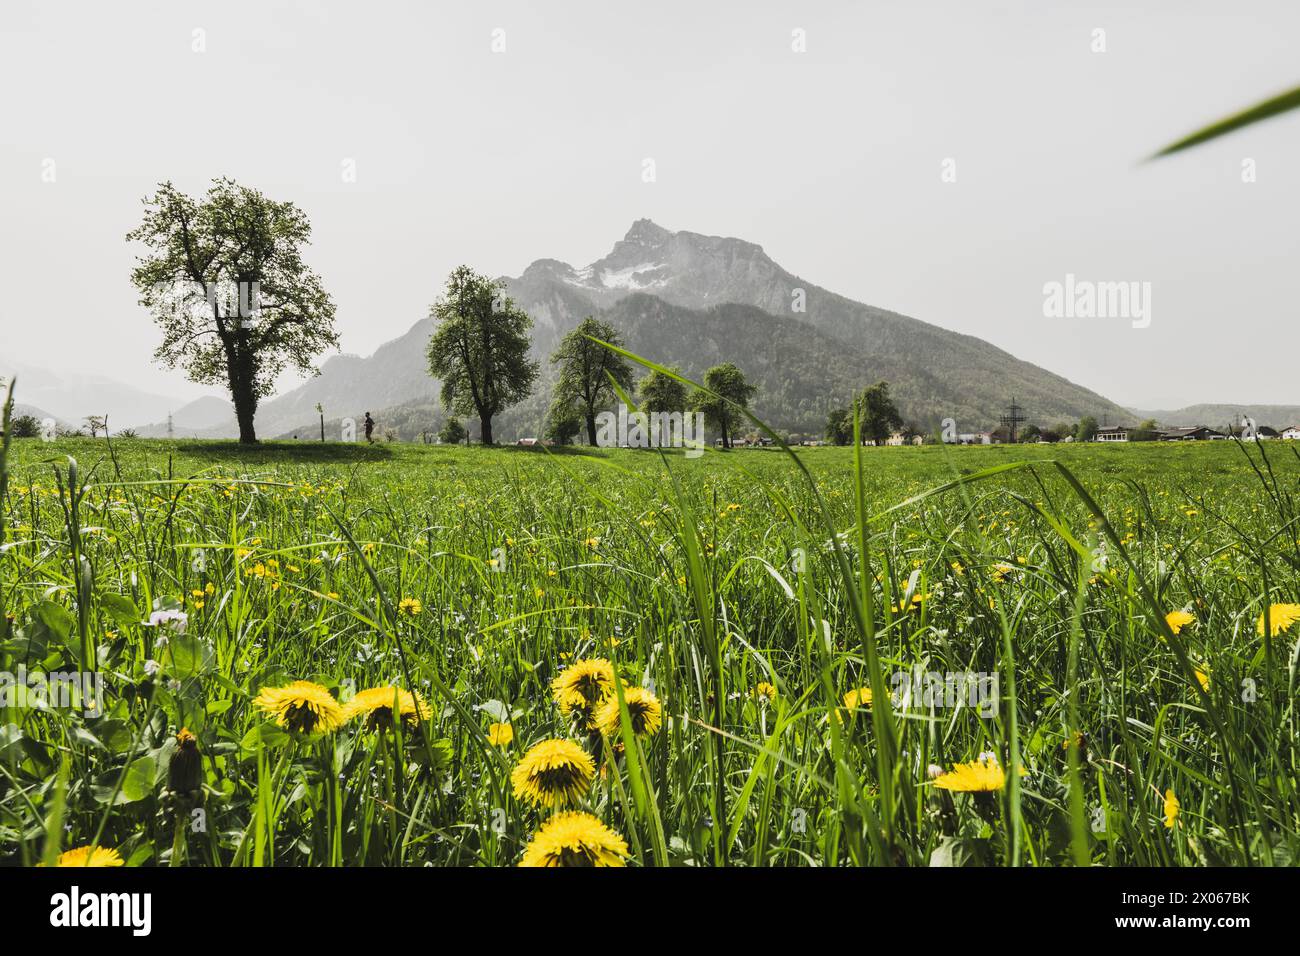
[175,440,395,464]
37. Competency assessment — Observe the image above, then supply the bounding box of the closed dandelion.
[511,738,595,809]
[168,727,203,794]
[1164,788,1180,828]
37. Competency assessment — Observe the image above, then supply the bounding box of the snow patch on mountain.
[599,262,668,290]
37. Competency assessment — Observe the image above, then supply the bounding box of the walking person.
[363,411,375,444]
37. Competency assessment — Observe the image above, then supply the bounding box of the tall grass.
[1,405,1298,865]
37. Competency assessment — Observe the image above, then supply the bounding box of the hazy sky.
[2,0,1297,410]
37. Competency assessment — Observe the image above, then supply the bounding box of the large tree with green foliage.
[426,266,539,445]
[637,366,688,414]
[691,363,756,449]
[543,401,584,445]
[825,407,852,445]
[856,381,903,446]
[550,316,634,446]
[127,179,338,444]
[1076,416,1099,442]
[438,417,467,445]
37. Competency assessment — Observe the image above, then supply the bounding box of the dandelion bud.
[168,728,203,795]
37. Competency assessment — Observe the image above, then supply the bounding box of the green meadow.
[3,436,1299,866]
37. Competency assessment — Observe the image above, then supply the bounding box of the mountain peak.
[623,218,673,246]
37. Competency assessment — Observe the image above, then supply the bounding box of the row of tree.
[119,178,1127,448]
[122,179,766,446]
[424,266,761,447]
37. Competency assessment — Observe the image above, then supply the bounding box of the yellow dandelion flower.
[1163,788,1180,828]
[595,686,663,737]
[1256,603,1300,637]
[397,597,422,617]
[892,592,927,613]
[1164,610,1194,635]
[519,811,628,867]
[511,738,596,809]
[1194,668,1210,692]
[252,680,347,734]
[551,658,615,716]
[835,686,872,722]
[345,685,431,731]
[488,722,514,747]
[754,681,777,703]
[932,756,1027,792]
[42,845,124,867]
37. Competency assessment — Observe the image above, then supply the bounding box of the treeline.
[425,268,760,448]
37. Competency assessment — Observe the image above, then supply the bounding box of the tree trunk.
[226,339,258,444]
[585,411,598,447]
[230,373,257,444]
[479,414,493,446]
[234,393,257,444]
[721,418,730,449]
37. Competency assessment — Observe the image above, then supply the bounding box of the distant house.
[1282,426,1300,440]
[1258,425,1280,439]
[516,437,538,447]
[955,432,992,445]
[1095,425,1130,442]
[1159,426,1224,441]
[885,432,923,446]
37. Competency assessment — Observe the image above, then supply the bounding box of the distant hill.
[158,320,439,441]
[0,364,184,430]
[1131,404,1300,429]
[7,403,64,429]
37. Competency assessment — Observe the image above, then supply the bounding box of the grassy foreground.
[2,436,1299,867]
